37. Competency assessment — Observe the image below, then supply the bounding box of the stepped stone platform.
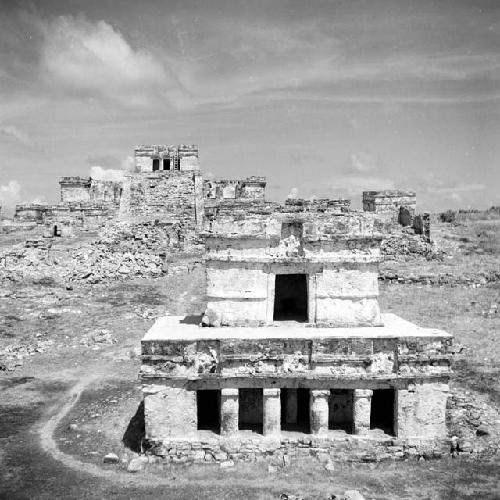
[140,314,453,463]
[139,209,453,464]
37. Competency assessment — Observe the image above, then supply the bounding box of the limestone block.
[316,267,379,299]
[180,155,200,171]
[221,388,239,436]
[263,388,281,435]
[206,265,268,299]
[353,389,372,435]
[395,382,449,439]
[144,386,197,439]
[316,297,381,326]
[204,299,268,326]
[136,156,153,173]
[221,184,237,199]
[310,390,330,435]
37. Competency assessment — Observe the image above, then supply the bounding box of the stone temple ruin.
[13,176,122,237]
[140,189,454,463]
[0,142,453,462]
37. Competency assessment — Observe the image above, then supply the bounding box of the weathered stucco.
[202,213,383,327]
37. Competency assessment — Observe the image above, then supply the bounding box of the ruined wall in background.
[89,180,122,205]
[204,176,266,201]
[134,145,199,173]
[284,198,351,213]
[119,171,204,233]
[363,190,416,218]
[60,177,92,203]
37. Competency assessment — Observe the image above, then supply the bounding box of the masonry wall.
[203,216,383,327]
[60,177,92,203]
[362,190,416,217]
[89,180,122,205]
[285,199,351,213]
[134,145,199,173]
[119,171,204,233]
[204,177,266,202]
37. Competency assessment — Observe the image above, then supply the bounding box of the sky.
[1,0,499,214]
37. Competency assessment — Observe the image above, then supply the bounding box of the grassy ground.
[0,216,499,499]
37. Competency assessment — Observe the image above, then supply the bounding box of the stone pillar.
[353,389,372,435]
[284,389,298,425]
[310,390,330,435]
[220,388,239,436]
[263,388,281,435]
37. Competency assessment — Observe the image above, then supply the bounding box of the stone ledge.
[142,314,452,341]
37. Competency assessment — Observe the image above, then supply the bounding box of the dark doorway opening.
[163,158,171,170]
[273,274,308,322]
[370,389,395,435]
[280,388,310,432]
[197,390,220,432]
[152,158,160,171]
[238,388,263,433]
[53,225,61,237]
[329,389,353,433]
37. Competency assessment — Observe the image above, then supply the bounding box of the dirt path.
[35,371,275,490]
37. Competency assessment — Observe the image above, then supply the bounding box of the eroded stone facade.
[140,202,453,464]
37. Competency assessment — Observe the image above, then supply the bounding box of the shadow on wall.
[122,401,145,453]
[180,314,204,325]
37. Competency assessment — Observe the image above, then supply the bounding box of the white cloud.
[40,15,178,106]
[0,180,22,215]
[90,166,124,182]
[350,152,379,173]
[430,183,486,194]
[0,124,32,145]
[120,155,136,172]
[89,154,138,181]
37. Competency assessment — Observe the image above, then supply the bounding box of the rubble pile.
[0,220,204,284]
[381,231,443,261]
[447,389,500,457]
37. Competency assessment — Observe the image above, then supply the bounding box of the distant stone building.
[362,190,416,218]
[140,204,453,464]
[119,145,204,236]
[134,145,200,172]
[14,176,122,237]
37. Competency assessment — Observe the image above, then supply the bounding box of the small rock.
[68,423,78,432]
[324,460,335,471]
[103,453,119,464]
[476,425,490,436]
[342,491,366,500]
[458,440,473,453]
[219,460,234,469]
[127,456,147,473]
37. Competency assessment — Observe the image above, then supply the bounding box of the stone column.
[310,390,330,435]
[353,389,372,435]
[220,388,239,436]
[263,388,281,435]
[284,389,298,425]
